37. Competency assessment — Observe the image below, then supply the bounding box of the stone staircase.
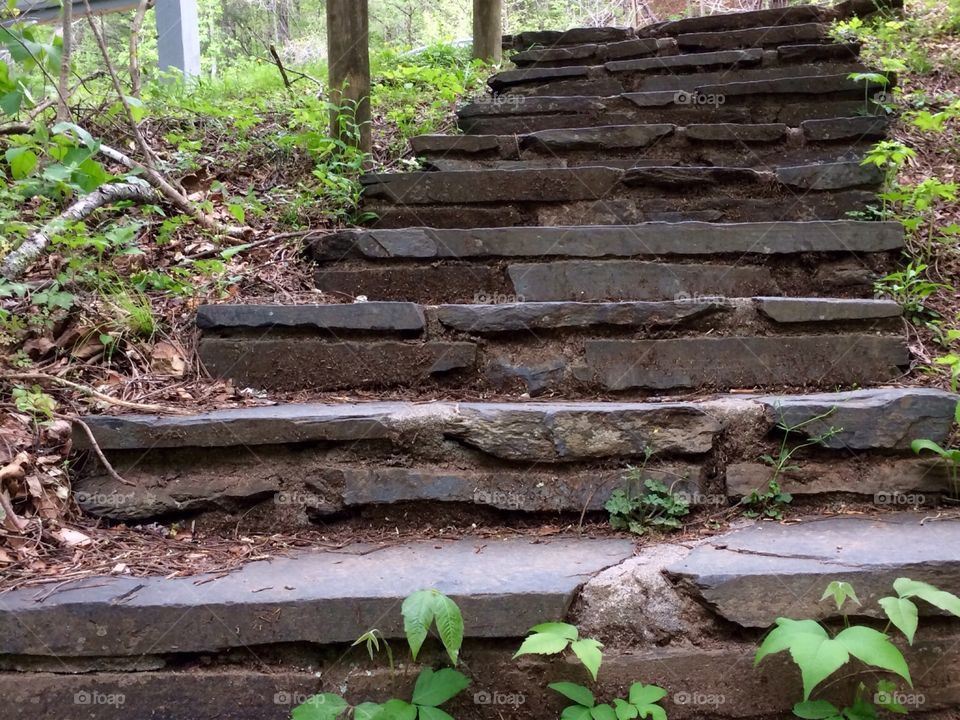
[5,2,960,719]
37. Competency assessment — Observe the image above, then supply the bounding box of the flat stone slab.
[667,514,960,627]
[640,4,835,36]
[507,260,780,301]
[606,47,763,72]
[802,115,889,141]
[675,22,828,51]
[409,134,500,154]
[778,41,862,63]
[431,301,722,332]
[509,27,634,48]
[581,335,907,390]
[198,338,476,391]
[777,161,884,190]
[683,122,788,142]
[755,297,901,322]
[522,124,675,151]
[756,388,960,450]
[312,222,904,260]
[0,538,634,657]
[488,66,589,92]
[196,302,425,332]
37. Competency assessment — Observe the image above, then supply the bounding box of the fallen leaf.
[52,528,93,547]
[151,341,187,378]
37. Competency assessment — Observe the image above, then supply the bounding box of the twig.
[0,372,189,415]
[269,44,292,90]
[62,415,136,487]
[57,0,73,121]
[0,454,32,532]
[0,181,161,280]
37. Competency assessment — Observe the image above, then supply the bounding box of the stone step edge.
[0,537,634,657]
[196,298,903,334]
[409,117,889,157]
[74,387,958,452]
[310,221,905,261]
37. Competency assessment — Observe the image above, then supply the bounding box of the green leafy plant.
[352,629,395,673]
[548,681,668,720]
[605,451,690,536]
[756,578,960,720]
[11,383,56,421]
[911,401,960,497]
[874,261,950,316]
[741,407,840,520]
[402,589,464,665]
[514,622,603,681]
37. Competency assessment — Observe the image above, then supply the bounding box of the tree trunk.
[326,0,371,153]
[472,0,502,64]
[57,0,72,121]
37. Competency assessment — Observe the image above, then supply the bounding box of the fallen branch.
[0,454,31,532]
[0,372,189,415]
[0,182,160,280]
[269,45,293,90]
[61,415,136,487]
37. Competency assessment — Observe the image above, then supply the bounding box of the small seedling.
[515,622,603,680]
[911,401,960,498]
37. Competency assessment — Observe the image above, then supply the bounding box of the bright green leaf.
[529,622,579,640]
[911,438,949,458]
[514,632,571,657]
[418,706,455,720]
[376,700,418,720]
[821,581,860,611]
[879,596,919,644]
[628,684,667,707]
[835,626,911,686]
[5,146,36,179]
[549,682,595,708]
[613,699,639,720]
[354,703,383,720]
[570,638,603,681]
[291,693,349,720]
[429,592,464,665]
[788,633,849,699]
[0,89,22,116]
[411,668,469,708]
[591,704,617,720]
[755,618,829,666]
[894,577,960,619]
[401,590,433,660]
[561,706,594,720]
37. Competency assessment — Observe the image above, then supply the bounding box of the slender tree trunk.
[57,0,72,121]
[326,0,371,153]
[129,0,150,97]
[472,0,502,64]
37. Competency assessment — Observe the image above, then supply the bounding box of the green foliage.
[756,578,960,720]
[875,261,950,317]
[741,407,840,520]
[548,681,668,720]
[514,622,603,681]
[401,589,464,665]
[11,384,56,420]
[910,402,960,495]
[605,451,690,536]
[351,629,395,672]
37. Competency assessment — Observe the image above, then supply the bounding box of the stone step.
[6,631,960,720]
[311,221,902,303]
[637,0,899,38]
[195,298,906,393]
[72,389,957,526]
[503,26,636,51]
[0,537,634,657]
[458,80,886,134]
[411,118,888,171]
[490,57,867,97]
[361,162,883,228]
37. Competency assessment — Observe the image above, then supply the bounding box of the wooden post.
[472,0,502,64]
[327,0,371,153]
[155,0,201,78]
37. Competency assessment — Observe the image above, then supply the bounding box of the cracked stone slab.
[640,4,834,36]
[695,72,883,97]
[508,27,635,48]
[409,134,501,154]
[430,301,724,333]
[676,22,828,51]
[756,388,960,450]
[0,538,634,657]
[581,335,908,390]
[448,402,723,460]
[196,302,425,332]
[311,222,904,260]
[683,123,788,142]
[778,41,862,63]
[488,66,590,92]
[522,124,675,151]
[666,514,960,627]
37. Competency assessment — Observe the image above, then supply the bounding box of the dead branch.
[0,182,160,280]
[129,0,150,98]
[269,44,293,90]
[0,454,32,532]
[57,0,73,121]
[0,373,189,415]
[82,0,250,239]
[61,415,136,487]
